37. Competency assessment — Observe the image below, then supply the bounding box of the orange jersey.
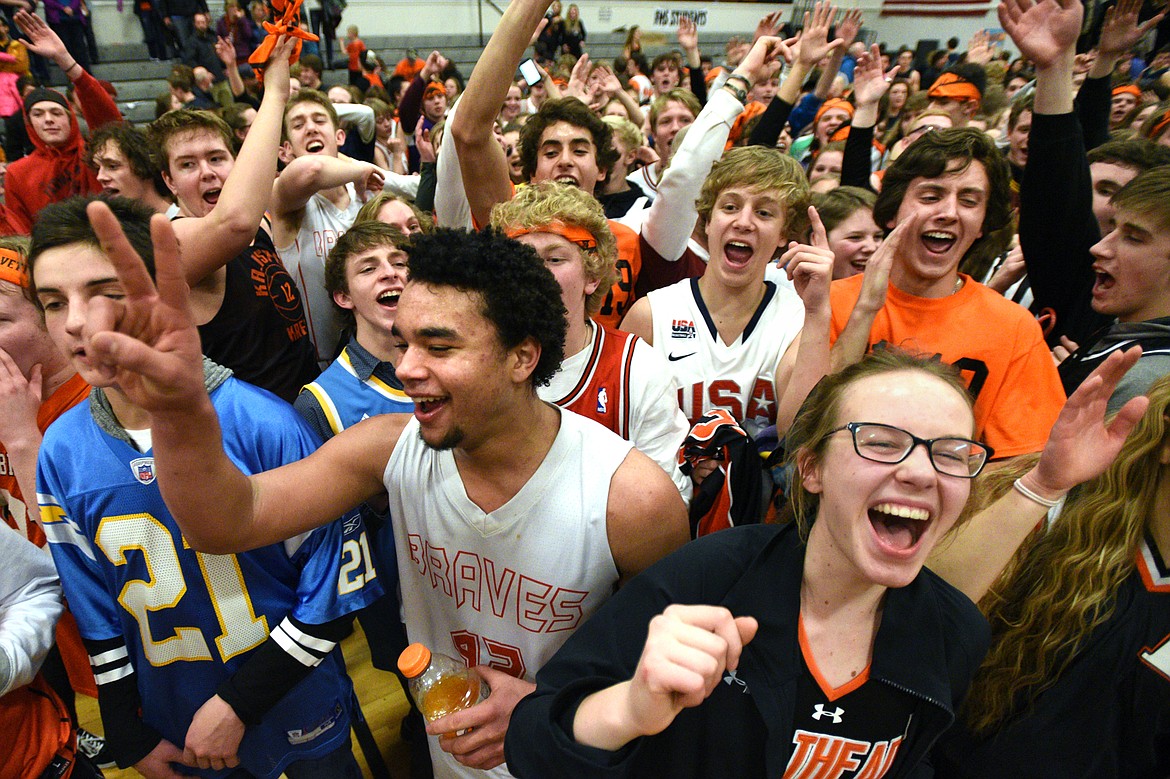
[828,273,1065,458]
[592,220,642,330]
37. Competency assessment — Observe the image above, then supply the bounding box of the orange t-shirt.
[828,273,1065,458]
[346,37,365,71]
[0,372,96,699]
[393,57,426,81]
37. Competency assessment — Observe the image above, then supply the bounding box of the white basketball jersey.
[384,408,632,779]
[648,277,803,434]
[276,183,362,367]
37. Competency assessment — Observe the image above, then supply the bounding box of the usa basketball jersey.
[647,278,803,434]
[37,379,379,778]
[277,183,362,366]
[384,407,632,779]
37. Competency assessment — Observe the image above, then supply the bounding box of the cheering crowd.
[1,0,1170,776]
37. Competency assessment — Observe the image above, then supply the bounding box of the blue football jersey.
[37,378,381,778]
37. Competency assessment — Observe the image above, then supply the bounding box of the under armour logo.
[811,704,844,723]
[722,669,749,693]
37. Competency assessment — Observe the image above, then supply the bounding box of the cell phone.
[519,58,541,86]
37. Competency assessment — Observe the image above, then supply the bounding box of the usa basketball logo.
[671,319,697,339]
[130,457,156,485]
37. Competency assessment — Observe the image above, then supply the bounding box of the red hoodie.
[6,71,121,234]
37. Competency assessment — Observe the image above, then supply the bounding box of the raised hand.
[428,667,536,770]
[734,34,797,86]
[1026,346,1148,497]
[998,0,1082,70]
[260,35,296,101]
[754,10,785,42]
[215,36,238,68]
[14,10,69,64]
[852,43,899,108]
[836,7,863,49]
[82,203,207,415]
[565,52,592,102]
[796,1,844,69]
[421,50,449,82]
[780,206,835,314]
[678,15,699,53]
[966,28,993,65]
[855,216,912,314]
[1098,0,1163,59]
[415,117,436,163]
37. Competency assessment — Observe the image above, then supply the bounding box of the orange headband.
[928,72,981,103]
[505,221,598,249]
[1113,83,1142,99]
[0,247,27,287]
[423,81,447,99]
[815,98,855,125]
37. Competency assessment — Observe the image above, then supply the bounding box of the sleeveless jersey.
[36,379,379,778]
[276,183,362,366]
[384,408,632,779]
[299,344,413,436]
[648,278,804,433]
[543,324,638,438]
[198,227,319,403]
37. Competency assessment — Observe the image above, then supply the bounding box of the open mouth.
[306,140,325,153]
[555,175,579,187]
[868,502,931,552]
[412,395,450,421]
[377,290,400,309]
[1093,269,1115,296]
[202,188,222,206]
[724,241,754,266]
[921,231,957,255]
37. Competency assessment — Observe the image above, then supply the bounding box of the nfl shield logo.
[130,457,156,485]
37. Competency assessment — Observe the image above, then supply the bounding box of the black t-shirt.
[787,617,917,778]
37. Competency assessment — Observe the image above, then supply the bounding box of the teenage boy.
[1004,0,1168,349]
[491,182,692,499]
[70,210,689,777]
[149,37,319,402]
[6,11,120,233]
[829,127,1065,461]
[86,124,174,213]
[450,0,642,328]
[29,196,378,778]
[272,90,419,367]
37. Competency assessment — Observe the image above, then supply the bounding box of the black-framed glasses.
[829,422,993,478]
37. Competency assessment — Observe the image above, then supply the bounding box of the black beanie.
[24,87,69,115]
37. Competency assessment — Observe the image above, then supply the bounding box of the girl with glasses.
[505,346,1147,778]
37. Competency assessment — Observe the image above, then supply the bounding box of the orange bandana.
[505,221,598,249]
[1113,83,1142,98]
[423,81,447,99]
[928,72,981,103]
[815,98,855,125]
[0,247,27,287]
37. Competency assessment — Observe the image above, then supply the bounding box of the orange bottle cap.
[397,643,432,678]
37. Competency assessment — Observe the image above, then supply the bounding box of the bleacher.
[53,29,732,124]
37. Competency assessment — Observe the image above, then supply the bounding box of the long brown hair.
[963,375,1170,734]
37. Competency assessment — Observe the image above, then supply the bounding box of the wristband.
[1012,477,1063,508]
[725,73,753,90]
[720,80,748,104]
[65,60,81,75]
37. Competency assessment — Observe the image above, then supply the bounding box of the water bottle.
[397,643,489,722]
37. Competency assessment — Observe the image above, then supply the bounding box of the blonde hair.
[489,181,618,316]
[602,115,644,154]
[963,375,1170,734]
[695,146,811,241]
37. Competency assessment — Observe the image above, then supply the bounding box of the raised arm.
[172,36,295,287]
[774,207,834,434]
[271,154,384,224]
[929,347,1148,601]
[80,202,396,553]
[451,0,552,227]
[841,44,895,189]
